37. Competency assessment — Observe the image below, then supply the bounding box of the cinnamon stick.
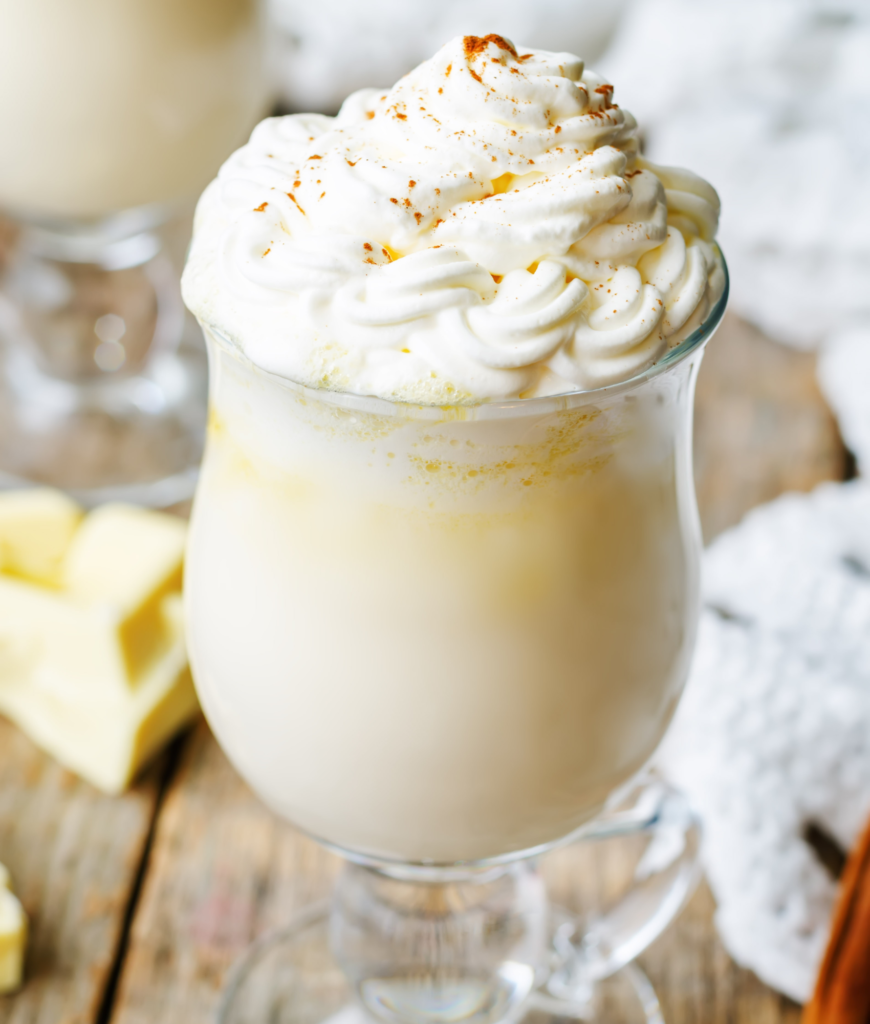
[803,814,870,1024]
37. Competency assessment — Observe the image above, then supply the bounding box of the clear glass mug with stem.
[185,259,727,1024]
[0,0,268,505]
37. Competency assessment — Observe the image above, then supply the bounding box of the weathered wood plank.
[640,883,803,1024]
[109,723,338,1024]
[110,316,847,1023]
[694,312,846,542]
[0,719,163,1024]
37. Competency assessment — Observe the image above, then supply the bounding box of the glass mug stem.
[0,213,207,504]
[331,861,547,1024]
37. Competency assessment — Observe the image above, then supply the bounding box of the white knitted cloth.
[602,0,870,351]
[661,481,870,1001]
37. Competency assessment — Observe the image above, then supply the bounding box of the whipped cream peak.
[183,35,723,403]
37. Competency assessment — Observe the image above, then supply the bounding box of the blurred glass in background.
[0,0,269,505]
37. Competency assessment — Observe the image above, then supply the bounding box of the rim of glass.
[204,246,728,421]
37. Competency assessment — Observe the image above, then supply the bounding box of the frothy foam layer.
[183,34,723,402]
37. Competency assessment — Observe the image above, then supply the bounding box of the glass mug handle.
[543,772,702,1002]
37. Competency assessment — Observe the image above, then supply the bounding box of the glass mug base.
[217,908,662,1024]
[216,778,698,1024]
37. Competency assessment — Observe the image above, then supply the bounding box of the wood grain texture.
[106,317,846,1023]
[0,719,163,1024]
[109,723,338,1024]
[694,312,846,542]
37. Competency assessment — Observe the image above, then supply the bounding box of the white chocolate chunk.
[64,504,187,681]
[0,496,198,792]
[0,863,26,994]
[0,489,82,587]
[0,575,134,701]
[0,594,198,794]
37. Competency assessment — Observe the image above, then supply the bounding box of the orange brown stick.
[803,814,870,1024]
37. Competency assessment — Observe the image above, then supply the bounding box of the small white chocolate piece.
[0,863,26,994]
[0,594,197,793]
[64,504,188,680]
[0,489,82,586]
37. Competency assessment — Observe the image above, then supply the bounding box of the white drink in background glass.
[0,0,266,220]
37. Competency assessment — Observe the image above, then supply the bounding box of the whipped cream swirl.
[183,34,724,403]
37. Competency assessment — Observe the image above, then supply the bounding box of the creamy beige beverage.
[183,35,725,863]
[0,0,267,219]
[187,334,703,862]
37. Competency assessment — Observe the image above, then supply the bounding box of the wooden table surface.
[0,312,848,1024]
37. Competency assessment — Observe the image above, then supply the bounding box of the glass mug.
[0,0,268,504]
[185,259,727,1024]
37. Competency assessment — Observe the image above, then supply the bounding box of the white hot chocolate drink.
[183,34,725,863]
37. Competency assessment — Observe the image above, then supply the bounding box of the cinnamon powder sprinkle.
[396,113,407,120]
[408,180,416,188]
[363,243,373,251]
[390,198,399,204]
[414,212,423,224]
[462,34,517,59]
[365,111,375,119]
[469,68,483,84]
[285,193,306,215]
[253,202,268,212]
[308,154,322,159]
[262,248,271,256]
[346,159,358,167]
[554,125,562,133]
[445,63,452,76]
